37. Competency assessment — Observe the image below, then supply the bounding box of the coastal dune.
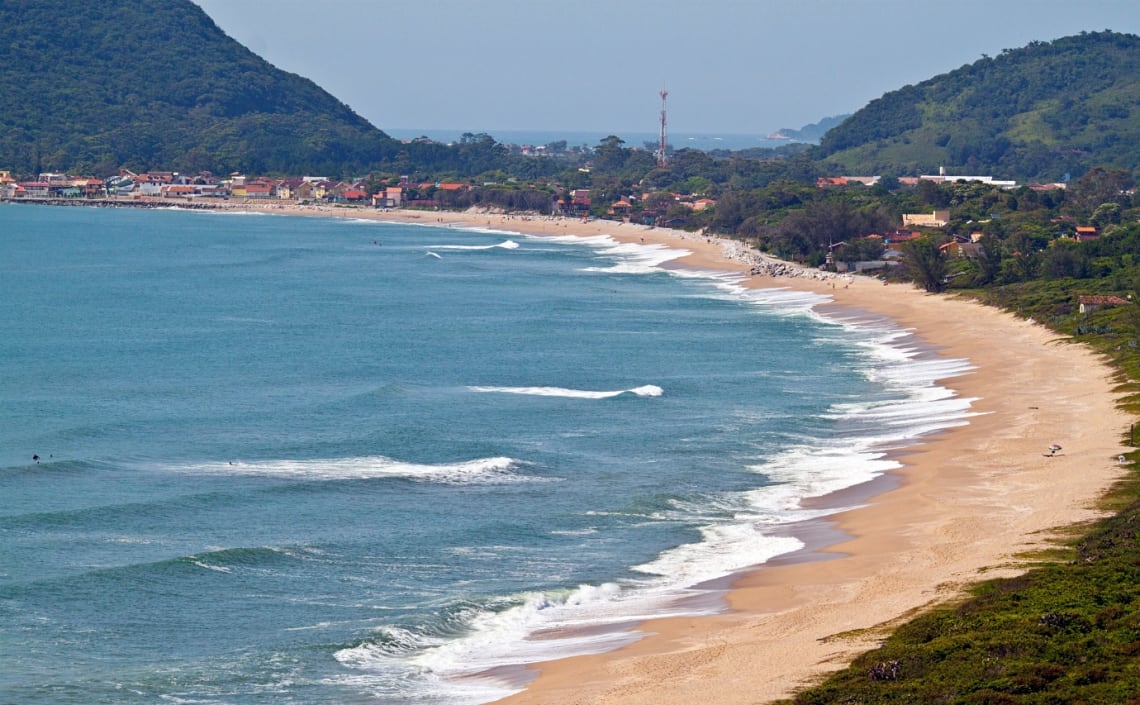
[219,202,1130,703]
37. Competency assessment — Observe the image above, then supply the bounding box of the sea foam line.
[336,224,984,704]
[426,239,520,250]
[467,385,663,399]
[163,455,528,484]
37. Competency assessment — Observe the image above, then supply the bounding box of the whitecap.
[468,384,663,399]
[191,560,232,573]
[426,239,520,251]
[165,455,526,484]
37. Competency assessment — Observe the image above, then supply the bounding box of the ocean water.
[382,128,795,152]
[0,204,975,704]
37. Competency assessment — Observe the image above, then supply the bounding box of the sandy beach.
[215,202,1130,703]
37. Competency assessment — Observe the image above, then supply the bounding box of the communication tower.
[656,87,669,168]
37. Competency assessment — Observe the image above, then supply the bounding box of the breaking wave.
[467,385,664,399]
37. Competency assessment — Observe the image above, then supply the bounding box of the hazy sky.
[192,0,1140,137]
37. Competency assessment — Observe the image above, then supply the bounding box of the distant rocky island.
[766,115,850,142]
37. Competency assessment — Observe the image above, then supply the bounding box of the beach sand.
[224,202,1131,703]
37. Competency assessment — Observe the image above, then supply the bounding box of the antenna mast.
[656,87,669,168]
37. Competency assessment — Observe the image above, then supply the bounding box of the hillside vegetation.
[0,0,395,175]
[817,31,1140,181]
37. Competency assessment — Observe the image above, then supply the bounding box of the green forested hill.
[0,0,396,176]
[817,31,1140,181]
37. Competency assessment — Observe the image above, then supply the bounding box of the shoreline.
[502,217,1126,704]
[367,207,1128,704]
[26,199,1132,703]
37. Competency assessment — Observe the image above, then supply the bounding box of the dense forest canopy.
[816,31,1140,181]
[3,8,1138,193]
[0,0,400,175]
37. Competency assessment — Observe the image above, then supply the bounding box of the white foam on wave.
[426,239,520,251]
[167,455,527,484]
[191,559,233,573]
[333,225,984,703]
[633,522,804,585]
[534,233,691,273]
[588,242,691,273]
[170,207,274,217]
[672,267,834,313]
[749,443,903,506]
[725,301,983,524]
[333,579,715,704]
[467,384,663,399]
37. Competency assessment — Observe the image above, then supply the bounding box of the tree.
[1091,202,1123,228]
[836,236,886,263]
[973,233,1003,285]
[903,237,948,292]
[1041,240,1089,279]
[1066,166,1133,217]
[919,179,952,208]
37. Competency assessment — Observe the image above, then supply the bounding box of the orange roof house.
[817,177,849,187]
[244,183,274,198]
[161,185,197,197]
[1078,295,1131,314]
[609,199,632,214]
[373,187,404,208]
[885,229,921,243]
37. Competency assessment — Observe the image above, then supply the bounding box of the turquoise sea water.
[0,205,974,704]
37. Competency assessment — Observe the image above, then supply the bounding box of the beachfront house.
[0,172,16,198]
[135,172,178,196]
[244,182,275,199]
[568,189,591,215]
[293,181,316,201]
[161,184,197,199]
[1078,295,1131,314]
[608,199,632,217]
[372,187,403,208]
[16,181,50,198]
